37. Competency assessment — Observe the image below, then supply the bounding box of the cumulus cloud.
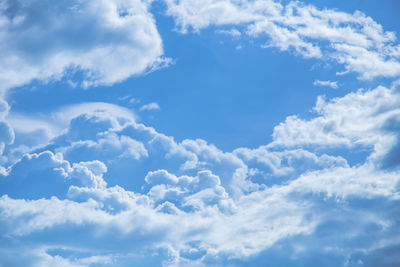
[0,0,165,165]
[270,84,400,166]
[0,150,107,199]
[2,80,400,265]
[0,0,166,91]
[1,102,137,167]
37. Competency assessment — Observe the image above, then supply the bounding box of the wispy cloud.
[215,28,241,37]
[140,102,161,111]
[313,80,339,89]
[165,0,400,79]
[0,0,164,92]
[2,83,400,265]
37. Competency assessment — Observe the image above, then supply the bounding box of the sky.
[1,0,400,266]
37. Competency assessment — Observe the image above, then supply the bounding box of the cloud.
[0,99,14,156]
[2,1,400,266]
[270,85,400,153]
[0,150,107,199]
[2,81,400,265]
[1,102,137,167]
[313,80,338,89]
[140,102,161,111]
[165,0,400,79]
[0,0,165,92]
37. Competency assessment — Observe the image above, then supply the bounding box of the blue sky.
[1,0,400,266]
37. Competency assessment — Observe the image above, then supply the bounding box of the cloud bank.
[2,81,400,266]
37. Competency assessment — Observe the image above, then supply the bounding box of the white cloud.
[313,80,338,89]
[0,100,13,142]
[0,0,165,92]
[165,0,400,79]
[234,146,348,179]
[2,102,138,167]
[270,85,400,153]
[2,82,400,265]
[2,1,400,265]
[55,102,137,125]
[140,102,161,111]
[288,164,400,199]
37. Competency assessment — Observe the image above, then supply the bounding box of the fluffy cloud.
[0,0,165,165]
[0,0,165,91]
[0,150,107,199]
[271,84,400,150]
[2,79,400,265]
[2,0,400,266]
[269,82,400,177]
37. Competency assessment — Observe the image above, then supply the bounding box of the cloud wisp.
[313,80,339,89]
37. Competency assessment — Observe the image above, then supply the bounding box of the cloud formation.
[165,0,400,79]
[140,102,161,111]
[2,81,400,266]
[0,0,165,91]
[1,0,400,266]
[313,80,338,89]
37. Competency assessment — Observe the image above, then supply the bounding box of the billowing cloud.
[270,83,400,161]
[0,0,166,91]
[2,79,400,265]
[313,80,338,89]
